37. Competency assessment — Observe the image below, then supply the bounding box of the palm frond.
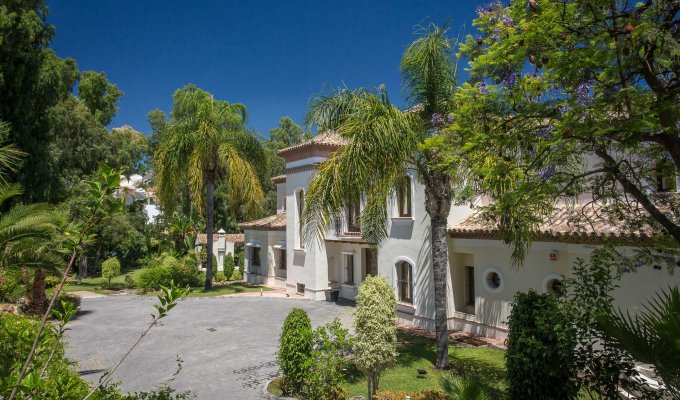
[400,22,457,117]
[219,144,264,219]
[440,374,490,400]
[600,286,680,395]
[303,87,420,247]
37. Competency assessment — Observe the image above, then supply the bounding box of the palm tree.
[0,122,62,311]
[303,24,458,369]
[154,85,264,289]
[600,286,680,396]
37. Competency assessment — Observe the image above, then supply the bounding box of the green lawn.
[182,283,270,297]
[341,331,506,398]
[63,270,269,298]
[62,268,144,294]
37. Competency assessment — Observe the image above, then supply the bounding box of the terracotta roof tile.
[196,233,245,245]
[239,212,287,231]
[448,203,659,244]
[278,130,348,155]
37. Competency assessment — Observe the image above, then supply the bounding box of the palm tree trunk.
[423,170,452,369]
[431,217,449,369]
[205,171,215,290]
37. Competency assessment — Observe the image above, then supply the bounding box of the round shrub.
[223,253,235,280]
[232,268,243,281]
[506,290,578,400]
[277,308,313,396]
[136,254,203,291]
[101,257,121,288]
[214,271,226,283]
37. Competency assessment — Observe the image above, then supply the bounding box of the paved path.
[65,295,353,399]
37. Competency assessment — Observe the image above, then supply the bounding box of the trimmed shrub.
[214,271,226,283]
[506,290,578,400]
[277,308,313,396]
[304,318,353,400]
[354,276,397,399]
[373,390,449,400]
[101,257,121,288]
[136,254,203,291]
[223,253,235,280]
[232,268,243,281]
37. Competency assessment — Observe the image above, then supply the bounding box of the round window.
[482,268,504,293]
[541,274,565,295]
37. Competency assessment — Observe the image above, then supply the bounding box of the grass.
[63,269,270,298]
[62,268,144,294]
[341,331,506,398]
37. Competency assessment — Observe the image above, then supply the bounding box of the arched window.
[296,189,304,249]
[396,260,413,304]
[396,176,412,218]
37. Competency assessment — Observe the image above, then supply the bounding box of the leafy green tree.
[154,84,264,289]
[268,116,313,149]
[304,318,353,400]
[303,24,457,368]
[353,276,397,399]
[78,70,123,126]
[447,0,680,263]
[506,290,578,400]
[108,125,149,173]
[277,308,313,396]
[100,257,121,289]
[600,286,680,397]
[0,0,79,202]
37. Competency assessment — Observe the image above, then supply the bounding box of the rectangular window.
[397,261,413,304]
[364,248,378,278]
[465,266,475,306]
[297,190,305,248]
[397,176,412,217]
[344,254,354,284]
[251,246,260,267]
[279,249,286,270]
[347,202,361,233]
[297,283,305,294]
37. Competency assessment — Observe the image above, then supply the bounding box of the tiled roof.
[448,204,657,244]
[278,130,348,155]
[239,212,287,231]
[196,233,245,245]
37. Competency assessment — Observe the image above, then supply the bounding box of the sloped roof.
[448,204,658,245]
[277,130,348,155]
[239,212,287,231]
[271,174,286,184]
[196,233,245,245]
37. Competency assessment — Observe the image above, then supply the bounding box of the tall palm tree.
[303,24,458,369]
[600,287,680,396]
[154,85,264,289]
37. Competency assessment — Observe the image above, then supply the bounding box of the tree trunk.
[431,217,450,369]
[77,254,87,284]
[422,168,452,370]
[29,268,47,315]
[205,171,214,290]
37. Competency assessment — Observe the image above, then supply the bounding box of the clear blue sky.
[47,1,479,138]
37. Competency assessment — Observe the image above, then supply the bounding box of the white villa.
[195,230,244,271]
[240,131,680,339]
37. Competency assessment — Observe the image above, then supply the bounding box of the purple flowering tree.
[443,0,680,270]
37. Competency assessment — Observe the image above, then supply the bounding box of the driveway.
[65,295,353,399]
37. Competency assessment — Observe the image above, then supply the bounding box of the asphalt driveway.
[65,295,353,399]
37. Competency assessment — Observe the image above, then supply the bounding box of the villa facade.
[240,131,680,339]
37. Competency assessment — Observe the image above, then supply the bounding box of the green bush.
[0,270,23,303]
[304,318,352,400]
[232,268,243,281]
[277,308,313,396]
[136,254,203,291]
[234,249,244,269]
[373,390,449,400]
[214,271,226,283]
[506,290,578,400]
[124,274,136,289]
[52,292,81,316]
[223,253,235,280]
[101,257,121,288]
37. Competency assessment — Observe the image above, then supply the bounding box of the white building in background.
[240,131,680,339]
[195,230,244,271]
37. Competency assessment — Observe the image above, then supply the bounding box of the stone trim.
[285,164,320,175]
